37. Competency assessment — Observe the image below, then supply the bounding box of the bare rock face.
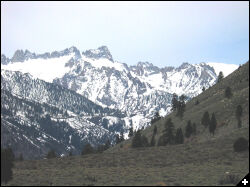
[82,46,114,62]
[11,50,26,62]
[1,54,11,65]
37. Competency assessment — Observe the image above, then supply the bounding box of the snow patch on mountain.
[2,54,74,82]
[206,62,239,77]
[82,56,126,72]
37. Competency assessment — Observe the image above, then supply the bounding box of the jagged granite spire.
[1,54,11,65]
[11,50,26,62]
[82,45,114,62]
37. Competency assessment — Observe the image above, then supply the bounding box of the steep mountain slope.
[1,89,84,159]
[1,69,123,116]
[113,61,249,150]
[1,69,130,159]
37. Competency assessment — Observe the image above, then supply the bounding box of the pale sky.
[1,1,249,67]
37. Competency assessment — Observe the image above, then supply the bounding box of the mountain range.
[1,46,239,158]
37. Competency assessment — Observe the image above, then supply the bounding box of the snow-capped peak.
[137,61,153,67]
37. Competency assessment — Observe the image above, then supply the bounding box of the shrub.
[218,173,240,185]
[156,118,176,146]
[1,148,14,184]
[236,105,243,118]
[192,122,196,135]
[235,105,243,128]
[141,135,149,147]
[132,131,149,148]
[46,149,57,159]
[201,111,210,128]
[96,144,106,153]
[209,113,217,136]
[185,120,193,138]
[18,153,24,161]
[81,143,94,155]
[225,86,232,98]
[150,134,156,146]
[69,151,73,156]
[233,137,248,152]
[157,135,167,146]
[128,127,134,138]
[175,128,184,144]
[115,132,125,144]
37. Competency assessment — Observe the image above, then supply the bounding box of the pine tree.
[155,111,160,119]
[115,134,120,144]
[150,134,156,146]
[235,105,243,128]
[81,143,94,155]
[176,95,186,119]
[96,144,106,153]
[128,127,134,138]
[225,86,233,98]
[132,132,149,148]
[132,130,142,148]
[171,93,178,111]
[1,148,14,184]
[104,139,111,150]
[151,111,161,124]
[69,151,73,156]
[175,128,184,144]
[217,71,224,83]
[153,125,157,135]
[120,131,125,142]
[46,149,57,159]
[172,94,186,118]
[141,135,149,147]
[201,111,210,128]
[18,153,23,161]
[179,94,187,101]
[157,135,167,146]
[236,105,243,119]
[6,147,15,162]
[160,118,175,145]
[115,132,124,144]
[209,113,217,136]
[185,120,193,138]
[192,122,197,135]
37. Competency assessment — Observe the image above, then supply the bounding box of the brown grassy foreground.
[5,125,249,186]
